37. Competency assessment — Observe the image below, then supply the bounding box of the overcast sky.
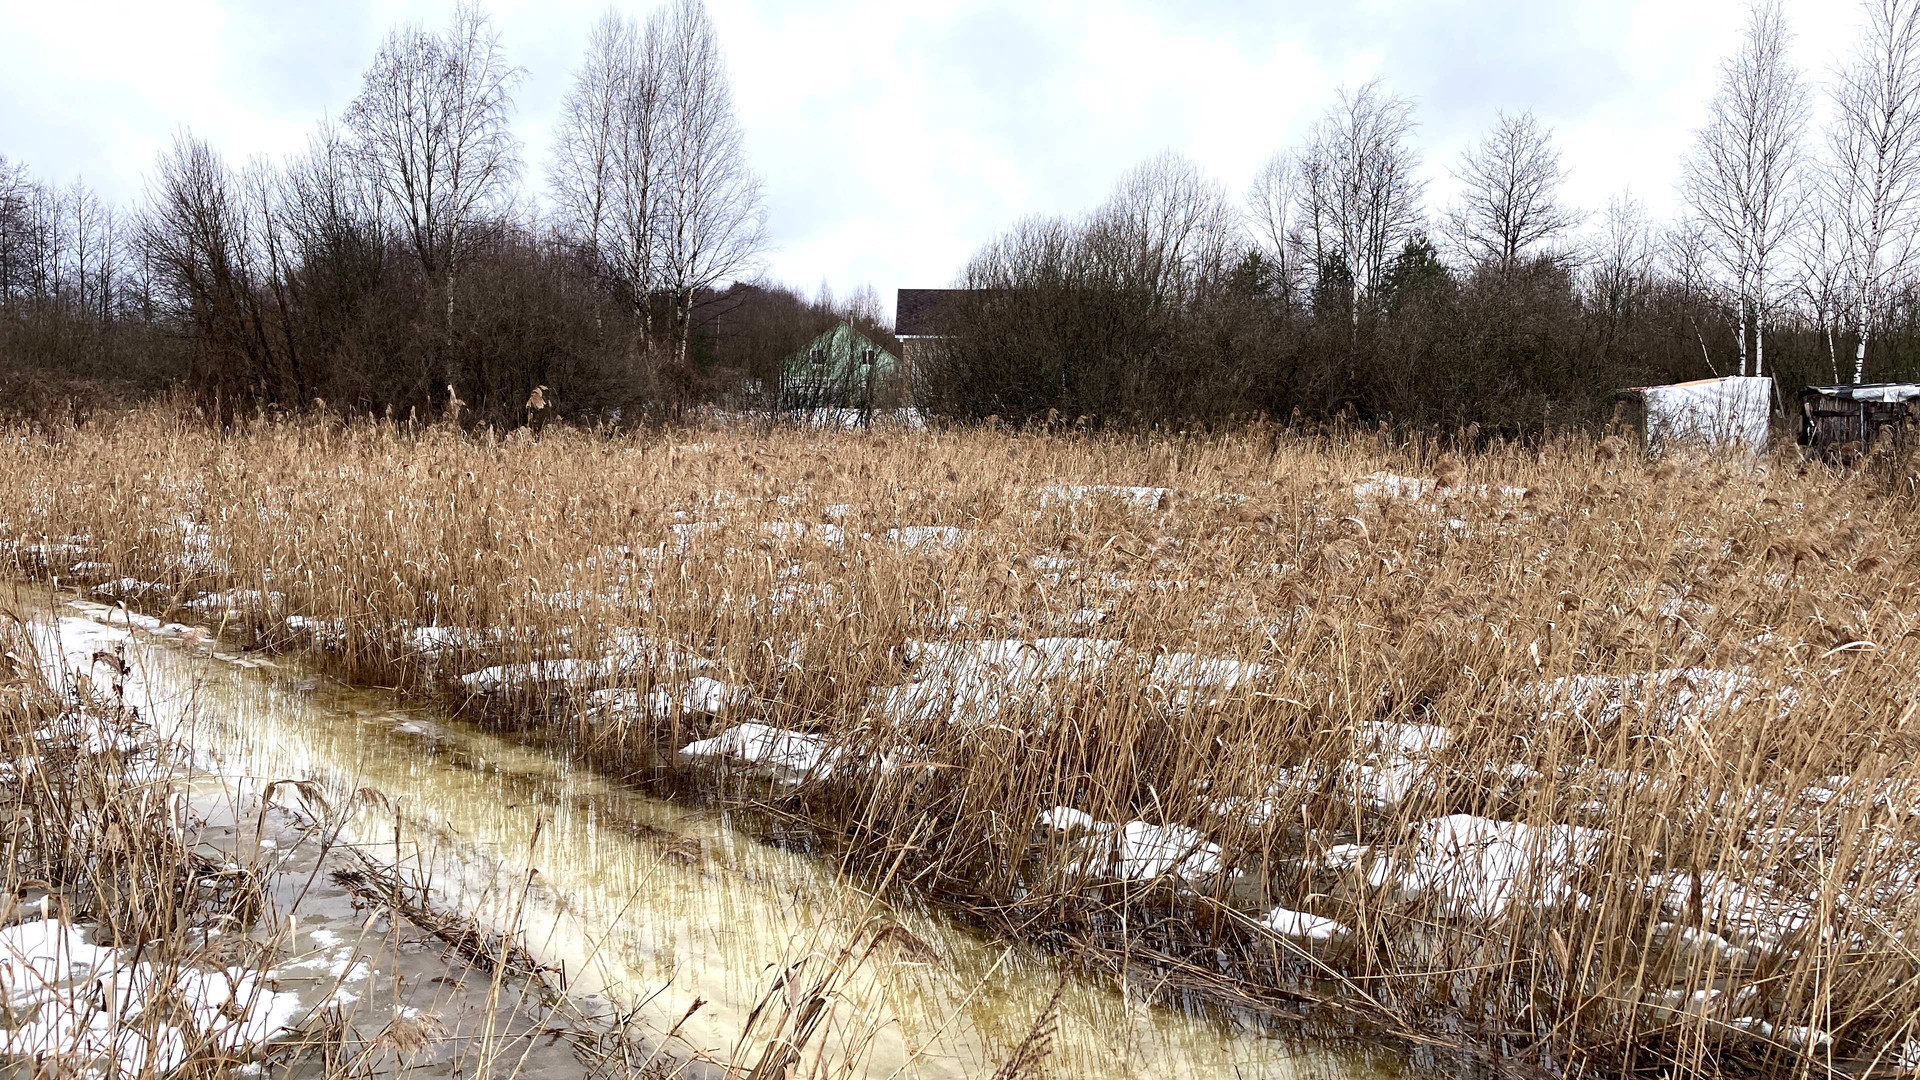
[0,0,1867,322]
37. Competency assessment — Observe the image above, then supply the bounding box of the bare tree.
[0,156,36,305]
[1666,214,1729,376]
[65,178,106,317]
[281,119,388,292]
[1293,80,1426,321]
[1789,183,1850,381]
[1092,151,1240,308]
[1589,192,1658,330]
[1827,0,1920,383]
[846,283,885,327]
[1247,152,1300,305]
[550,8,670,337]
[1447,109,1579,272]
[1681,0,1810,377]
[14,180,62,307]
[141,135,271,404]
[549,12,627,266]
[656,0,767,366]
[345,0,521,323]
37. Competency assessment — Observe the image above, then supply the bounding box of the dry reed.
[4,406,1920,1077]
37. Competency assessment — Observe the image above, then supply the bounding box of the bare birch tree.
[1294,80,1425,320]
[65,178,105,317]
[614,15,669,323]
[1447,109,1579,272]
[549,12,628,266]
[657,0,766,365]
[1681,0,1809,378]
[1827,0,1920,383]
[549,8,670,333]
[29,183,69,307]
[345,0,521,322]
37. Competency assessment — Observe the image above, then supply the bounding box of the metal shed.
[1798,383,1920,450]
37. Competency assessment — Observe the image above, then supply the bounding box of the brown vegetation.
[6,408,1920,1076]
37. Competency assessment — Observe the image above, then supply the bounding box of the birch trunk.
[1855,311,1871,384]
[1736,294,1750,377]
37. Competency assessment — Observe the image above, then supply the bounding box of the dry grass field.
[6,406,1920,1077]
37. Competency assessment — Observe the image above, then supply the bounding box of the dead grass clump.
[0,614,294,1075]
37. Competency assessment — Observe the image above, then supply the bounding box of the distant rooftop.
[895,289,975,337]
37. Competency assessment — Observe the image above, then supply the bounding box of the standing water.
[39,597,1413,1079]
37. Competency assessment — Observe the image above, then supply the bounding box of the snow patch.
[677,723,840,778]
[1037,485,1170,509]
[1066,821,1224,883]
[1366,815,1606,920]
[887,526,969,548]
[0,919,303,1074]
[1260,907,1350,942]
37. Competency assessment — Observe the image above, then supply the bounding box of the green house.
[780,322,901,409]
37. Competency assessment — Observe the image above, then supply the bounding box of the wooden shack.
[1799,383,1920,450]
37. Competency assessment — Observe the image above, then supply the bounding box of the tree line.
[924,0,1920,432]
[0,153,177,415]
[14,0,1920,433]
[0,0,779,426]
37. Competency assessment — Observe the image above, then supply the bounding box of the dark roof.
[1802,382,1920,403]
[895,289,976,337]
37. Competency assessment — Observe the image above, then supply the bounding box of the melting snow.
[1726,1018,1830,1048]
[1037,485,1171,509]
[677,722,840,778]
[1352,473,1435,500]
[1355,721,1453,756]
[758,521,845,546]
[1365,815,1606,920]
[460,632,698,692]
[0,919,303,1074]
[1036,806,1099,832]
[651,677,746,718]
[667,522,725,553]
[1066,821,1225,883]
[1513,668,1787,732]
[887,526,969,548]
[1352,473,1527,501]
[1261,907,1350,941]
[1650,871,1815,953]
[879,639,1123,725]
[878,639,1263,726]
[1038,809,1224,883]
[1148,653,1266,708]
[1,919,122,1007]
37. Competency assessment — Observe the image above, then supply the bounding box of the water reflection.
[62,599,1407,1080]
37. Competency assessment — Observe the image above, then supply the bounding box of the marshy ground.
[5,407,1920,1078]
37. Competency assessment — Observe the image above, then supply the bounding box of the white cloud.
[0,0,1870,320]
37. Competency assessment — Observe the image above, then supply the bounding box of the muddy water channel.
[45,597,1417,1079]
